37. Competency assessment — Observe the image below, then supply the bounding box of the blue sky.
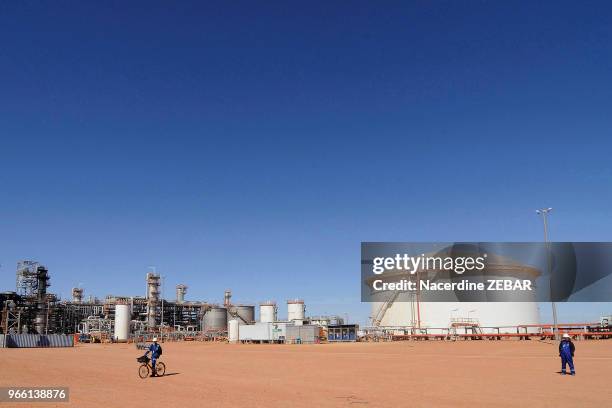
[1,1,611,325]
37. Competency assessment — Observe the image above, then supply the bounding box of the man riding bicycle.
[145,337,162,377]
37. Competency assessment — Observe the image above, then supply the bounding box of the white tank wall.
[260,304,277,323]
[228,319,239,343]
[373,301,540,333]
[114,304,131,341]
[287,302,305,321]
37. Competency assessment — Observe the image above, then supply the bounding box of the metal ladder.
[371,291,400,326]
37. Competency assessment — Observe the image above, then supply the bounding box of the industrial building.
[0,260,343,345]
[3,260,609,345]
[327,324,359,342]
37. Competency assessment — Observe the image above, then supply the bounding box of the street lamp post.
[536,207,559,340]
[161,275,165,341]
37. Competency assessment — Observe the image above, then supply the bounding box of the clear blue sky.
[1,1,611,325]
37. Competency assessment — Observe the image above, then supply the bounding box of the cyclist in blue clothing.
[145,337,163,377]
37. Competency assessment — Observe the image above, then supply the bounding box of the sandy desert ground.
[1,340,611,408]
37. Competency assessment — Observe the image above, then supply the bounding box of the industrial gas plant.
[2,260,611,348]
[0,261,357,346]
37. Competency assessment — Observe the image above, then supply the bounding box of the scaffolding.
[1,303,22,334]
[163,301,205,329]
[16,261,41,297]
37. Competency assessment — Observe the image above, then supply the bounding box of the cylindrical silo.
[228,319,239,343]
[372,300,540,333]
[287,299,305,322]
[114,304,131,342]
[260,301,277,323]
[227,305,255,324]
[368,249,541,333]
[202,306,228,331]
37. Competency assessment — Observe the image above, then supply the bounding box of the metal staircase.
[448,317,482,340]
[371,291,400,326]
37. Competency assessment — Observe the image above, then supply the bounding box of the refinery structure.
[1,260,611,346]
[0,261,354,344]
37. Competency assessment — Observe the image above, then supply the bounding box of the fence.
[0,334,74,348]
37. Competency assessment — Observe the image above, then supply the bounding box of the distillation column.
[146,273,161,329]
[72,287,83,303]
[176,284,187,304]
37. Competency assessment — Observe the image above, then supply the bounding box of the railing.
[360,323,612,342]
[449,317,480,326]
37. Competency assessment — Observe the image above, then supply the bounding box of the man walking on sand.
[559,333,575,376]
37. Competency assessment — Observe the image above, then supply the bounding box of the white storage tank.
[260,301,277,323]
[372,301,539,333]
[114,303,131,342]
[368,251,540,332]
[228,319,239,343]
[287,299,305,322]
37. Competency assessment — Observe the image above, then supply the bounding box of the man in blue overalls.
[145,337,162,377]
[559,333,575,376]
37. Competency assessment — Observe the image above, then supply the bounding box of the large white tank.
[260,301,277,323]
[114,304,131,342]
[372,301,539,333]
[228,319,239,343]
[287,299,305,322]
[369,252,540,332]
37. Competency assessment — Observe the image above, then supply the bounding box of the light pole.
[161,275,166,339]
[536,207,559,340]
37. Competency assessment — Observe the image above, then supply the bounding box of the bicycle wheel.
[156,361,166,377]
[138,364,150,379]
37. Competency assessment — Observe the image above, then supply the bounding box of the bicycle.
[137,355,166,379]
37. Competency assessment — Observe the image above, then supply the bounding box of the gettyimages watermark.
[361,242,612,302]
